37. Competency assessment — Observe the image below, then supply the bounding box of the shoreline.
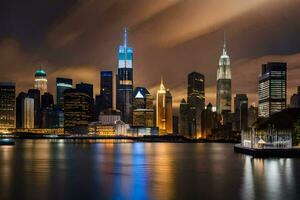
[1,134,240,143]
[234,144,300,158]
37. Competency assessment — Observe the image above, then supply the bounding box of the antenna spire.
[223,31,227,55]
[124,27,127,47]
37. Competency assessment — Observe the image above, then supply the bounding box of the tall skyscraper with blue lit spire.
[116,28,133,124]
[216,33,231,115]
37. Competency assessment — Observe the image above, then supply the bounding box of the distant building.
[290,86,300,108]
[16,92,27,128]
[187,72,205,138]
[28,89,41,128]
[23,97,35,129]
[64,88,92,134]
[95,71,113,118]
[132,87,155,127]
[258,62,287,117]
[201,103,220,138]
[116,28,133,124]
[89,109,128,135]
[41,92,54,128]
[234,94,248,131]
[34,68,47,95]
[216,35,231,115]
[156,78,173,134]
[41,92,54,109]
[76,82,93,99]
[0,82,16,131]
[248,105,258,128]
[179,99,189,137]
[173,116,179,135]
[56,77,72,109]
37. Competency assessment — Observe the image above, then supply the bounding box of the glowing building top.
[217,33,231,80]
[118,28,133,69]
[34,67,47,95]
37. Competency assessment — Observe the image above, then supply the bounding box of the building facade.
[27,89,41,128]
[187,72,205,138]
[132,87,154,127]
[64,88,92,134]
[56,77,73,109]
[16,92,27,128]
[23,97,35,129]
[116,28,133,124]
[179,98,189,137]
[96,71,113,118]
[258,62,287,117]
[156,78,173,134]
[0,82,16,131]
[234,94,248,131]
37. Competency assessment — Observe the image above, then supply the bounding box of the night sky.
[1,0,300,110]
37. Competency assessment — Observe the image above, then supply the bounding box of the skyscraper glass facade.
[258,62,287,117]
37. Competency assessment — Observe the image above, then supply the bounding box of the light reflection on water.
[0,140,299,200]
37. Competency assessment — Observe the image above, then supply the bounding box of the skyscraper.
[64,88,92,134]
[132,87,154,127]
[0,82,16,131]
[179,98,189,137]
[187,72,205,138]
[96,71,113,117]
[258,62,287,117]
[116,28,133,124]
[216,35,231,115]
[201,103,219,138]
[34,68,47,95]
[28,89,41,128]
[41,92,54,128]
[56,77,72,108]
[76,82,93,98]
[16,92,27,128]
[23,97,34,129]
[248,105,258,127]
[156,78,173,134]
[41,92,54,109]
[234,94,248,131]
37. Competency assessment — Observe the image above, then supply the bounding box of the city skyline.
[1,0,300,110]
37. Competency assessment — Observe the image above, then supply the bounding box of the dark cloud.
[1,0,300,112]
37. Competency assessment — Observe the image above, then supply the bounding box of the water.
[0,140,299,200]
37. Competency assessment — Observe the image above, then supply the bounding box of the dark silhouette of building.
[248,105,258,128]
[290,86,300,108]
[187,72,205,138]
[76,82,93,99]
[0,82,16,130]
[201,103,220,138]
[95,71,113,118]
[258,62,287,117]
[41,92,54,128]
[56,77,72,109]
[16,92,27,128]
[64,88,92,134]
[116,28,133,124]
[179,99,189,138]
[234,94,248,131]
[41,92,54,109]
[173,116,179,135]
